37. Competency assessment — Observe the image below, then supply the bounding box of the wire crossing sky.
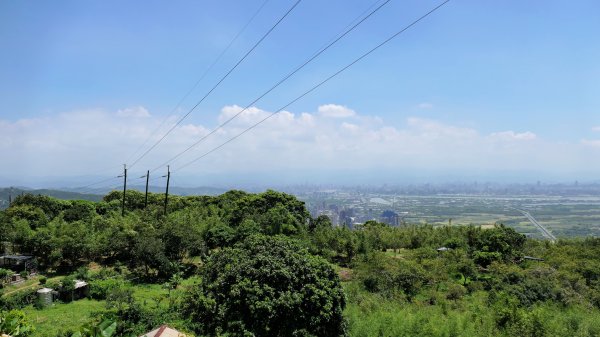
[127,0,302,170]
[1,0,599,187]
[123,0,272,166]
[172,0,450,173]
[149,0,393,173]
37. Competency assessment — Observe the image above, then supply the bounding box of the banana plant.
[0,310,34,337]
[71,320,117,337]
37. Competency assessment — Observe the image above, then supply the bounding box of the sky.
[1,0,600,188]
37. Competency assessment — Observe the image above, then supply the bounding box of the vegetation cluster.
[1,190,600,336]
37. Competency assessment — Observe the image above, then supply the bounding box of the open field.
[22,299,106,337]
[301,193,600,238]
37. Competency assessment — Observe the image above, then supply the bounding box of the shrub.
[0,309,35,336]
[89,279,125,300]
[446,284,467,301]
[0,288,38,310]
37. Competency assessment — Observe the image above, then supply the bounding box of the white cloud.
[318,104,356,118]
[582,139,600,148]
[488,131,537,141]
[341,122,359,132]
[117,106,150,118]
[218,105,265,124]
[0,104,598,184]
[417,102,433,109]
[592,126,600,132]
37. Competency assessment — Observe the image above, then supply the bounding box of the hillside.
[0,187,102,210]
[1,190,600,336]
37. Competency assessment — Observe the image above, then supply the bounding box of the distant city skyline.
[1,0,599,187]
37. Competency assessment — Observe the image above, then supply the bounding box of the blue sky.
[1,0,600,187]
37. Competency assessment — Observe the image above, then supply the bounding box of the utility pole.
[144,170,149,209]
[119,164,127,217]
[163,165,170,215]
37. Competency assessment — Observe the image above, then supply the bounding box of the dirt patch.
[338,268,353,282]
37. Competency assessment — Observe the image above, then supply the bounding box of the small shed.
[74,279,89,299]
[140,325,187,337]
[0,255,36,272]
[59,279,89,301]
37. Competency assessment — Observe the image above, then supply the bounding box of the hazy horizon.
[1,168,598,192]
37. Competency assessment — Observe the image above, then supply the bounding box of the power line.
[149,0,392,173]
[128,0,303,170]
[71,1,272,192]
[78,177,122,195]
[79,176,121,190]
[123,0,271,164]
[173,0,451,173]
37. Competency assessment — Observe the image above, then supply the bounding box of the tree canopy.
[182,235,347,337]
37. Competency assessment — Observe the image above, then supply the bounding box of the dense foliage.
[182,235,346,337]
[1,190,600,336]
[0,309,34,336]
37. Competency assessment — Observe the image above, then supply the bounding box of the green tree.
[182,235,347,337]
[229,190,310,234]
[471,225,526,266]
[309,215,333,232]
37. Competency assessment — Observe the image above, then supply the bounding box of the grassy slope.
[343,284,600,337]
[22,299,106,337]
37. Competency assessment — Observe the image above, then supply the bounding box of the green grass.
[343,283,600,337]
[22,298,106,337]
[2,275,63,297]
[131,283,168,309]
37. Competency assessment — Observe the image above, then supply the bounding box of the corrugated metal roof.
[0,255,33,260]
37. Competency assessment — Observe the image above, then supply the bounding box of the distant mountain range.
[0,185,228,210]
[61,185,228,196]
[0,187,103,209]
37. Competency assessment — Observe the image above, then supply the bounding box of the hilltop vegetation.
[0,188,102,210]
[1,191,600,336]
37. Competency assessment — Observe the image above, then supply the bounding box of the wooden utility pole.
[144,170,150,209]
[120,164,127,216]
[163,165,170,215]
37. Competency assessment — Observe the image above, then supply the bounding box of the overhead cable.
[173,0,451,173]
[123,0,271,164]
[128,0,303,169]
[150,0,392,172]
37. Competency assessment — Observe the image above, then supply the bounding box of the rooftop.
[139,325,186,337]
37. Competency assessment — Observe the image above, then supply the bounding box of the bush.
[89,279,125,300]
[75,266,91,281]
[0,288,38,310]
[0,309,35,336]
[446,284,467,301]
[473,251,502,267]
[45,279,61,290]
[0,268,10,279]
[357,253,427,301]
